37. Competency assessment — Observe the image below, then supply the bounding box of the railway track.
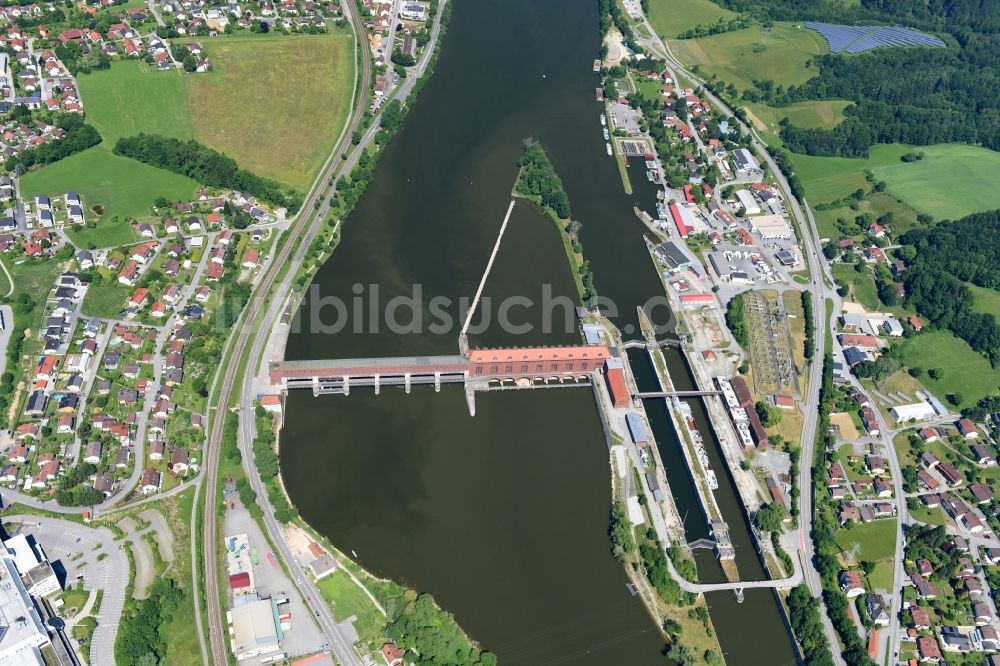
[199,3,373,663]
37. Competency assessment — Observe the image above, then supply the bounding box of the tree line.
[114,578,184,663]
[725,292,749,347]
[113,134,303,212]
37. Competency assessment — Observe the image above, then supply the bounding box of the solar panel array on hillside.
[805,22,945,54]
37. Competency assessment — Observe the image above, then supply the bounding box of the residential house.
[969,483,993,505]
[140,468,161,494]
[149,440,165,461]
[83,441,102,465]
[170,447,189,474]
[957,419,980,439]
[866,594,890,626]
[938,463,964,487]
[971,444,996,466]
[839,570,864,598]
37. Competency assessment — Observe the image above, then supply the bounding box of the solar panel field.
[805,22,945,54]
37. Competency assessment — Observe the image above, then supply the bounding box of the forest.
[712,0,999,156]
[900,210,1000,366]
[113,134,303,212]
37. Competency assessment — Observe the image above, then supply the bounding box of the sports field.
[898,330,1000,409]
[78,61,193,144]
[19,147,198,247]
[668,23,828,91]
[184,32,355,190]
[647,0,736,39]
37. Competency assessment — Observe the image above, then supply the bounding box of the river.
[281,0,795,663]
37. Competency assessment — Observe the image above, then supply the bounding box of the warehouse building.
[732,148,760,172]
[735,189,761,216]
[890,402,936,423]
[229,598,282,662]
[748,214,792,240]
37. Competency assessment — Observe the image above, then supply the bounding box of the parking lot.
[223,494,334,662]
[6,515,126,666]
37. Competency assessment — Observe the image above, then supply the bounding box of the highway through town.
[631,13,848,663]
[197,2,449,664]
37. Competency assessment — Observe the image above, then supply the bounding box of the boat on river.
[602,127,609,140]
[606,142,613,156]
[596,87,604,101]
[600,113,606,127]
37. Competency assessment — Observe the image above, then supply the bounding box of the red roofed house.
[128,288,150,309]
[259,394,282,413]
[241,248,260,269]
[840,570,864,598]
[380,644,405,666]
[917,636,941,663]
[957,418,979,439]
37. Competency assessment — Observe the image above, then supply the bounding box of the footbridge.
[622,338,682,350]
[664,546,803,602]
[633,390,723,398]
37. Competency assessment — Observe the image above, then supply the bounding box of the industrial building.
[228,598,282,662]
[735,189,761,216]
[0,557,51,666]
[655,241,692,273]
[890,402,937,423]
[747,214,792,240]
[604,358,629,408]
[732,148,760,173]
[625,412,648,446]
[2,536,60,599]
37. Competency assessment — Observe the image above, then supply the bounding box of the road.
[146,0,166,27]
[629,12,847,663]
